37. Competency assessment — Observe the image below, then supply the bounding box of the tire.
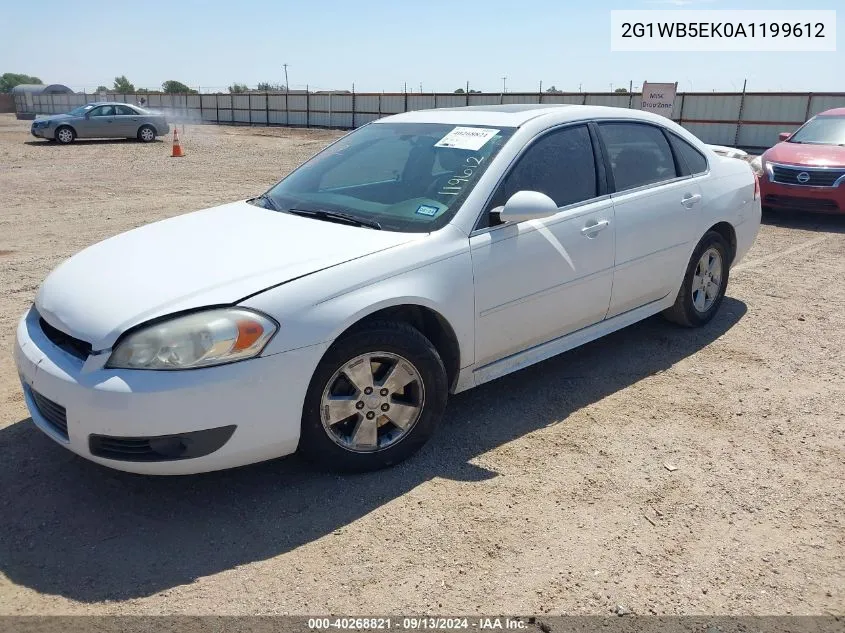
[137,125,156,143]
[662,230,731,328]
[55,126,75,144]
[299,321,448,472]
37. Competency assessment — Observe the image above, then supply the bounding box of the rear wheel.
[137,125,156,143]
[663,230,730,327]
[299,321,448,472]
[55,126,75,144]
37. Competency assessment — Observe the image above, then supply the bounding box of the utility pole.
[610,82,614,92]
[466,80,469,94]
[501,76,507,93]
[420,82,423,93]
[283,63,289,93]
[579,83,582,92]
[539,80,543,93]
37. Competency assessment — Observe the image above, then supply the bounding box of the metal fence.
[15,90,845,151]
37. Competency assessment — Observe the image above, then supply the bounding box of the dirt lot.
[0,113,842,616]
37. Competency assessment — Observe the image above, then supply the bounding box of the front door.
[77,104,117,138]
[470,124,615,367]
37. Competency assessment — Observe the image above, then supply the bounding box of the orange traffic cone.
[171,127,185,158]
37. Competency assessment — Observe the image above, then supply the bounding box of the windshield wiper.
[286,208,382,230]
[248,193,280,211]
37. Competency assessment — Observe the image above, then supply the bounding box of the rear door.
[597,121,704,318]
[114,105,141,137]
[470,124,615,367]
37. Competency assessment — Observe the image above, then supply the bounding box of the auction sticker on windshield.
[435,127,500,151]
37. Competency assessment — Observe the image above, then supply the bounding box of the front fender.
[241,226,475,368]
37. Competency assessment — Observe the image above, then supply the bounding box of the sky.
[1,0,842,94]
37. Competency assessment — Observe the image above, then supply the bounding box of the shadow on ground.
[762,209,845,234]
[24,139,162,147]
[0,299,746,602]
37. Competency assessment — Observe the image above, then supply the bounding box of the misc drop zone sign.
[640,81,678,118]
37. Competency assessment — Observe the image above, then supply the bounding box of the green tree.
[228,83,249,93]
[454,88,465,94]
[614,88,629,93]
[162,80,196,94]
[257,82,284,91]
[112,75,135,93]
[96,85,109,93]
[0,72,43,93]
[545,85,563,94]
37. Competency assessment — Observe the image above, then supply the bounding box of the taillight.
[753,174,760,200]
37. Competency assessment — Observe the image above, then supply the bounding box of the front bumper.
[14,307,328,475]
[760,177,845,214]
[30,124,53,139]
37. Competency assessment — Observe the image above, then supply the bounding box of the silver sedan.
[30,102,170,144]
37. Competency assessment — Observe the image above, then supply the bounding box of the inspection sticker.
[415,204,440,216]
[434,127,500,151]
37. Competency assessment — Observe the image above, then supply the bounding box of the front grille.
[764,194,840,212]
[29,388,69,440]
[771,164,845,187]
[38,317,92,361]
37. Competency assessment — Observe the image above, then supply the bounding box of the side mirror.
[778,132,791,142]
[497,191,559,223]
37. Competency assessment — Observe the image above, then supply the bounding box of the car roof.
[819,108,845,117]
[378,104,670,128]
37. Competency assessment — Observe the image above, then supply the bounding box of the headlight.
[106,308,277,370]
[750,155,763,177]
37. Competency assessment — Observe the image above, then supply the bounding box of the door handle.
[682,193,702,208]
[581,219,610,236]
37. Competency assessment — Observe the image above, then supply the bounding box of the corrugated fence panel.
[437,94,468,108]
[355,95,379,113]
[288,95,307,113]
[542,94,586,105]
[268,94,287,111]
[201,95,217,109]
[356,113,380,125]
[682,122,738,146]
[503,94,541,104]
[288,111,307,126]
[681,95,742,121]
[407,95,435,110]
[467,94,501,106]
[742,95,807,123]
[333,95,352,114]
[737,124,784,149]
[808,94,845,117]
[218,95,233,109]
[380,95,405,113]
[585,94,630,107]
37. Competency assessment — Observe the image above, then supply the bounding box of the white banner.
[640,82,677,119]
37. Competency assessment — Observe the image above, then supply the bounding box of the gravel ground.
[0,113,843,616]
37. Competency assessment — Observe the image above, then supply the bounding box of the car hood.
[764,141,845,167]
[35,201,420,350]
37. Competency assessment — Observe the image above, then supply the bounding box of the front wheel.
[299,321,448,472]
[137,125,156,142]
[55,126,75,144]
[663,230,730,327]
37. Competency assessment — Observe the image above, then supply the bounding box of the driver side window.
[90,106,115,117]
[486,124,598,222]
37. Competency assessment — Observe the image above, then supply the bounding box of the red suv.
[756,108,845,214]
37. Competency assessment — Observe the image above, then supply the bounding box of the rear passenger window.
[490,125,597,210]
[668,133,708,175]
[599,122,677,191]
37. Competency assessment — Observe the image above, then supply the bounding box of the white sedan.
[14,104,761,475]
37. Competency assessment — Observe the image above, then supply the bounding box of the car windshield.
[788,115,845,146]
[66,104,97,116]
[260,122,515,232]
